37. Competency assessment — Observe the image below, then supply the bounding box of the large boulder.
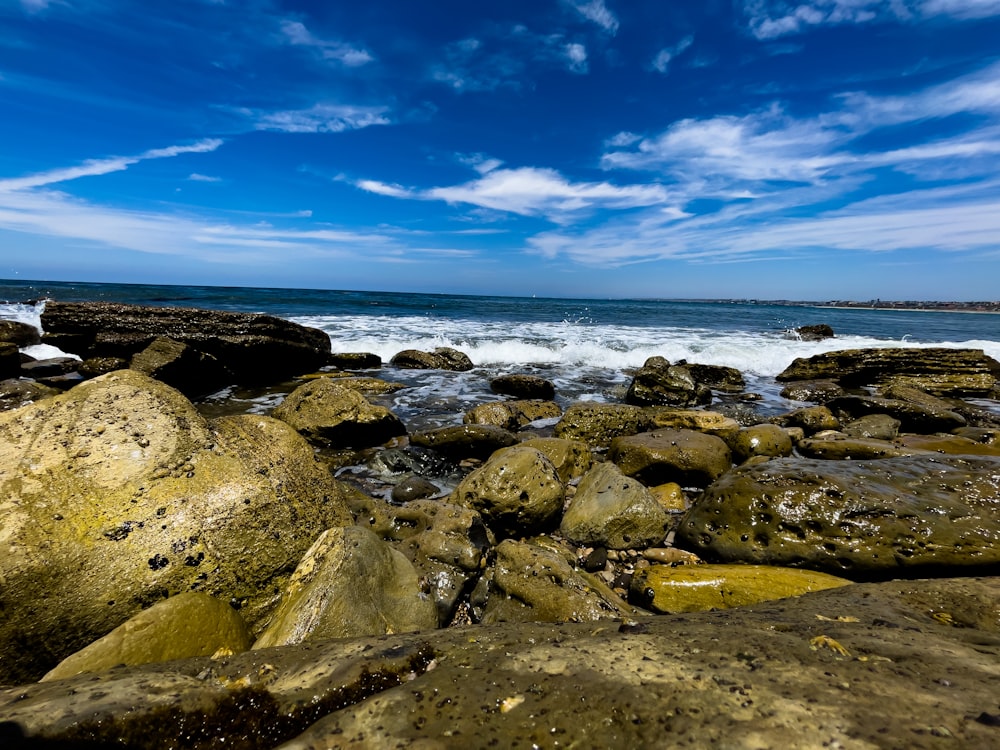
[554,403,652,447]
[608,428,732,487]
[827,394,966,433]
[463,399,561,430]
[676,454,1000,577]
[0,342,22,379]
[776,347,1000,397]
[0,319,41,347]
[3,578,998,748]
[39,300,331,383]
[724,424,793,462]
[518,437,594,483]
[390,347,473,371]
[0,369,356,683]
[625,357,711,407]
[452,446,564,537]
[559,462,670,550]
[490,373,555,400]
[129,336,232,397]
[410,423,519,460]
[252,526,438,648]
[272,378,406,448]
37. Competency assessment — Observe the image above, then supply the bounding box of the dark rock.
[776,405,841,434]
[410,424,519,460]
[896,434,1000,456]
[827,394,966,433]
[794,436,917,460]
[553,402,652,447]
[34,372,85,391]
[78,357,129,378]
[463,399,561,430]
[779,379,845,403]
[685,363,746,392]
[609,428,732,487]
[842,414,901,440]
[677,454,1000,577]
[724,424,793,462]
[490,373,555,400]
[19,356,78,378]
[130,337,233,397]
[626,357,711,407]
[40,301,331,383]
[0,342,20,379]
[0,319,41,347]
[0,378,60,411]
[777,347,1000,396]
[328,352,382,369]
[793,324,834,341]
[391,475,441,503]
[390,347,473,371]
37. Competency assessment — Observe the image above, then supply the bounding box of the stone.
[20,356,79,378]
[130,336,233,397]
[842,413,901,440]
[630,564,851,613]
[779,379,845,403]
[480,539,637,623]
[684,363,746,392]
[795,436,917,460]
[896,434,1000,456]
[0,369,356,683]
[778,404,840,434]
[648,481,686,511]
[676,454,1000,577]
[4,578,998,749]
[390,347,473,371]
[0,378,60,411]
[625,357,711,407]
[793,324,834,341]
[553,402,652,447]
[827,394,966,433]
[463,399,561,430]
[272,378,406,448]
[953,427,1000,444]
[40,300,331,383]
[391,474,441,503]
[518,437,593,483]
[490,373,555,400]
[0,319,41,347]
[253,526,438,649]
[559,462,669,550]
[776,347,1000,397]
[608,428,732,487]
[78,356,129,378]
[452,446,564,537]
[303,375,405,395]
[42,592,252,682]
[328,352,381,369]
[724,424,793,462]
[0,342,21,379]
[410,423,519,459]
[646,407,741,433]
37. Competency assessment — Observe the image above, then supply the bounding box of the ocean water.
[2,279,998,429]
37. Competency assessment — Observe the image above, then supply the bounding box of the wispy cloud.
[651,35,694,74]
[0,140,224,192]
[356,166,672,220]
[188,173,222,183]
[280,19,374,67]
[563,0,620,33]
[250,103,391,133]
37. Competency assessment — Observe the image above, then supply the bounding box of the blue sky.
[1,0,1000,299]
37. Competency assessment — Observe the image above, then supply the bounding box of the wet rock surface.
[2,577,998,749]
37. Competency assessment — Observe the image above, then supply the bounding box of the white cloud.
[188,173,222,183]
[280,20,374,67]
[0,140,224,192]
[252,103,390,133]
[921,0,1000,18]
[651,35,694,74]
[564,0,620,33]
[457,153,504,174]
[564,43,588,73]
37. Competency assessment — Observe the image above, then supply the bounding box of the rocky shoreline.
[1,301,999,748]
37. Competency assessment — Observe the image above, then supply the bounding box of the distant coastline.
[694,298,1000,315]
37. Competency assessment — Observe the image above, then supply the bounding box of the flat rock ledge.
[1,577,998,749]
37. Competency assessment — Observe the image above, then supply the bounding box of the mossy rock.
[464,399,561,430]
[608,428,732,487]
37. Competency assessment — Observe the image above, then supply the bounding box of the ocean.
[2,279,998,430]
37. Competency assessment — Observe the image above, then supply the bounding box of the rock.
[711,401,766,427]
[0,342,21,379]
[776,347,1000,397]
[39,300,331,383]
[130,336,233,397]
[0,369,356,683]
[724,424,793,462]
[452,446,564,537]
[793,324,834,341]
[391,474,441,503]
[896,434,1000,456]
[0,378,60,411]
[559,462,669,549]
[778,404,840,434]
[253,526,438,649]
[953,427,1000,444]
[34,371,85,390]
[328,352,381,369]
[881,382,998,429]
[390,347,473,371]
[779,379,845,403]
[19,356,79,378]
[303,375,405,395]
[464,399,561,430]
[490,373,555,400]
[646,407,741,433]
[78,356,129,378]
[626,357,711,407]
[518,437,594,483]
[480,539,637,623]
[684,363,745,392]
[553,402,652,447]
[272,378,406,448]
[4,578,998,748]
[608,428,732,487]
[648,481,687,511]
[795,436,917,460]
[42,592,252,682]
[630,564,851,613]
[0,319,41,347]
[842,413,901,440]
[827,394,966,433]
[344,495,492,626]
[410,423,519,460]
[676,454,1000,577]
